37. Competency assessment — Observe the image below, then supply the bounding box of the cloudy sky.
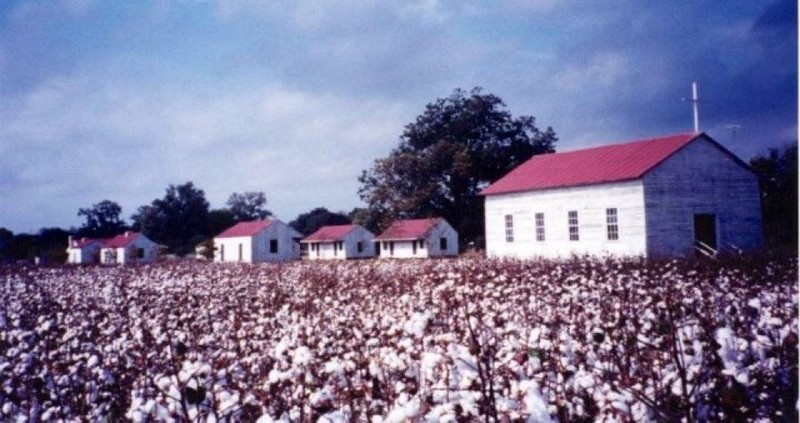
[1,0,796,234]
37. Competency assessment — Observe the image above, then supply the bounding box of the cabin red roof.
[104,232,140,248]
[216,219,274,238]
[302,224,359,242]
[375,218,441,241]
[480,132,702,196]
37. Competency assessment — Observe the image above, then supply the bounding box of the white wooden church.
[481,132,762,258]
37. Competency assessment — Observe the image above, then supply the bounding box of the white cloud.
[0,67,408,231]
[552,52,628,91]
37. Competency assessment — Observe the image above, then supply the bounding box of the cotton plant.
[0,255,796,421]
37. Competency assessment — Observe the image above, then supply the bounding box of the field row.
[1,256,797,421]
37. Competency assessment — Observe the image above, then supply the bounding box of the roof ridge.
[480,132,702,196]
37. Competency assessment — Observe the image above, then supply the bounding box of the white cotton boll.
[319,410,348,423]
[324,360,344,376]
[155,375,172,392]
[397,338,414,350]
[404,312,431,338]
[292,346,313,366]
[420,352,442,379]
[218,391,240,412]
[86,355,100,368]
[383,396,421,423]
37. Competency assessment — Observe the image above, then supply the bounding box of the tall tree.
[750,143,798,251]
[131,182,210,255]
[226,192,272,222]
[208,209,236,236]
[358,87,557,247]
[289,207,351,236]
[77,200,127,238]
[37,227,70,263]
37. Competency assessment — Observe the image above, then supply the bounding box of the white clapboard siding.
[378,219,459,258]
[307,226,376,260]
[215,220,301,263]
[427,219,459,257]
[642,137,763,256]
[482,133,762,259]
[485,180,646,258]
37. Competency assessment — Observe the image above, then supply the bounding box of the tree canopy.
[77,200,127,238]
[357,87,557,247]
[289,207,351,236]
[749,143,798,251]
[227,192,272,222]
[131,182,210,255]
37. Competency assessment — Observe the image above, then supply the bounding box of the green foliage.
[37,227,70,263]
[226,192,272,222]
[0,227,68,263]
[289,207,351,236]
[208,209,236,237]
[358,87,557,247]
[750,143,798,251]
[131,182,210,256]
[77,200,127,238]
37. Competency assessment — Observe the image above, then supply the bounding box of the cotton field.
[1,256,797,422]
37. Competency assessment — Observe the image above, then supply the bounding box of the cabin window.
[238,243,243,261]
[504,214,514,242]
[535,213,545,242]
[568,211,579,241]
[439,237,447,251]
[419,240,425,249]
[334,242,338,256]
[357,241,364,253]
[338,241,344,250]
[412,240,417,255]
[606,208,619,240]
[220,244,225,261]
[389,241,395,256]
[270,239,278,253]
[137,248,145,259]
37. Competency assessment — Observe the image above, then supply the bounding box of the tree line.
[1,88,796,262]
[0,186,352,263]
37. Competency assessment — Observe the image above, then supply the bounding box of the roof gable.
[104,232,140,248]
[216,219,275,238]
[302,224,360,242]
[480,132,703,196]
[375,218,441,240]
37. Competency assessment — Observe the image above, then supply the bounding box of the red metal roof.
[301,224,360,242]
[104,232,140,248]
[480,132,702,196]
[216,219,274,238]
[375,218,441,241]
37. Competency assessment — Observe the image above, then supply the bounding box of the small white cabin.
[301,224,376,260]
[214,219,301,263]
[99,232,159,265]
[375,218,459,258]
[481,132,762,259]
[66,236,104,264]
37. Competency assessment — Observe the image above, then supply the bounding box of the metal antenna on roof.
[691,82,700,132]
[681,82,701,132]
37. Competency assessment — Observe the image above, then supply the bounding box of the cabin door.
[693,214,717,252]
